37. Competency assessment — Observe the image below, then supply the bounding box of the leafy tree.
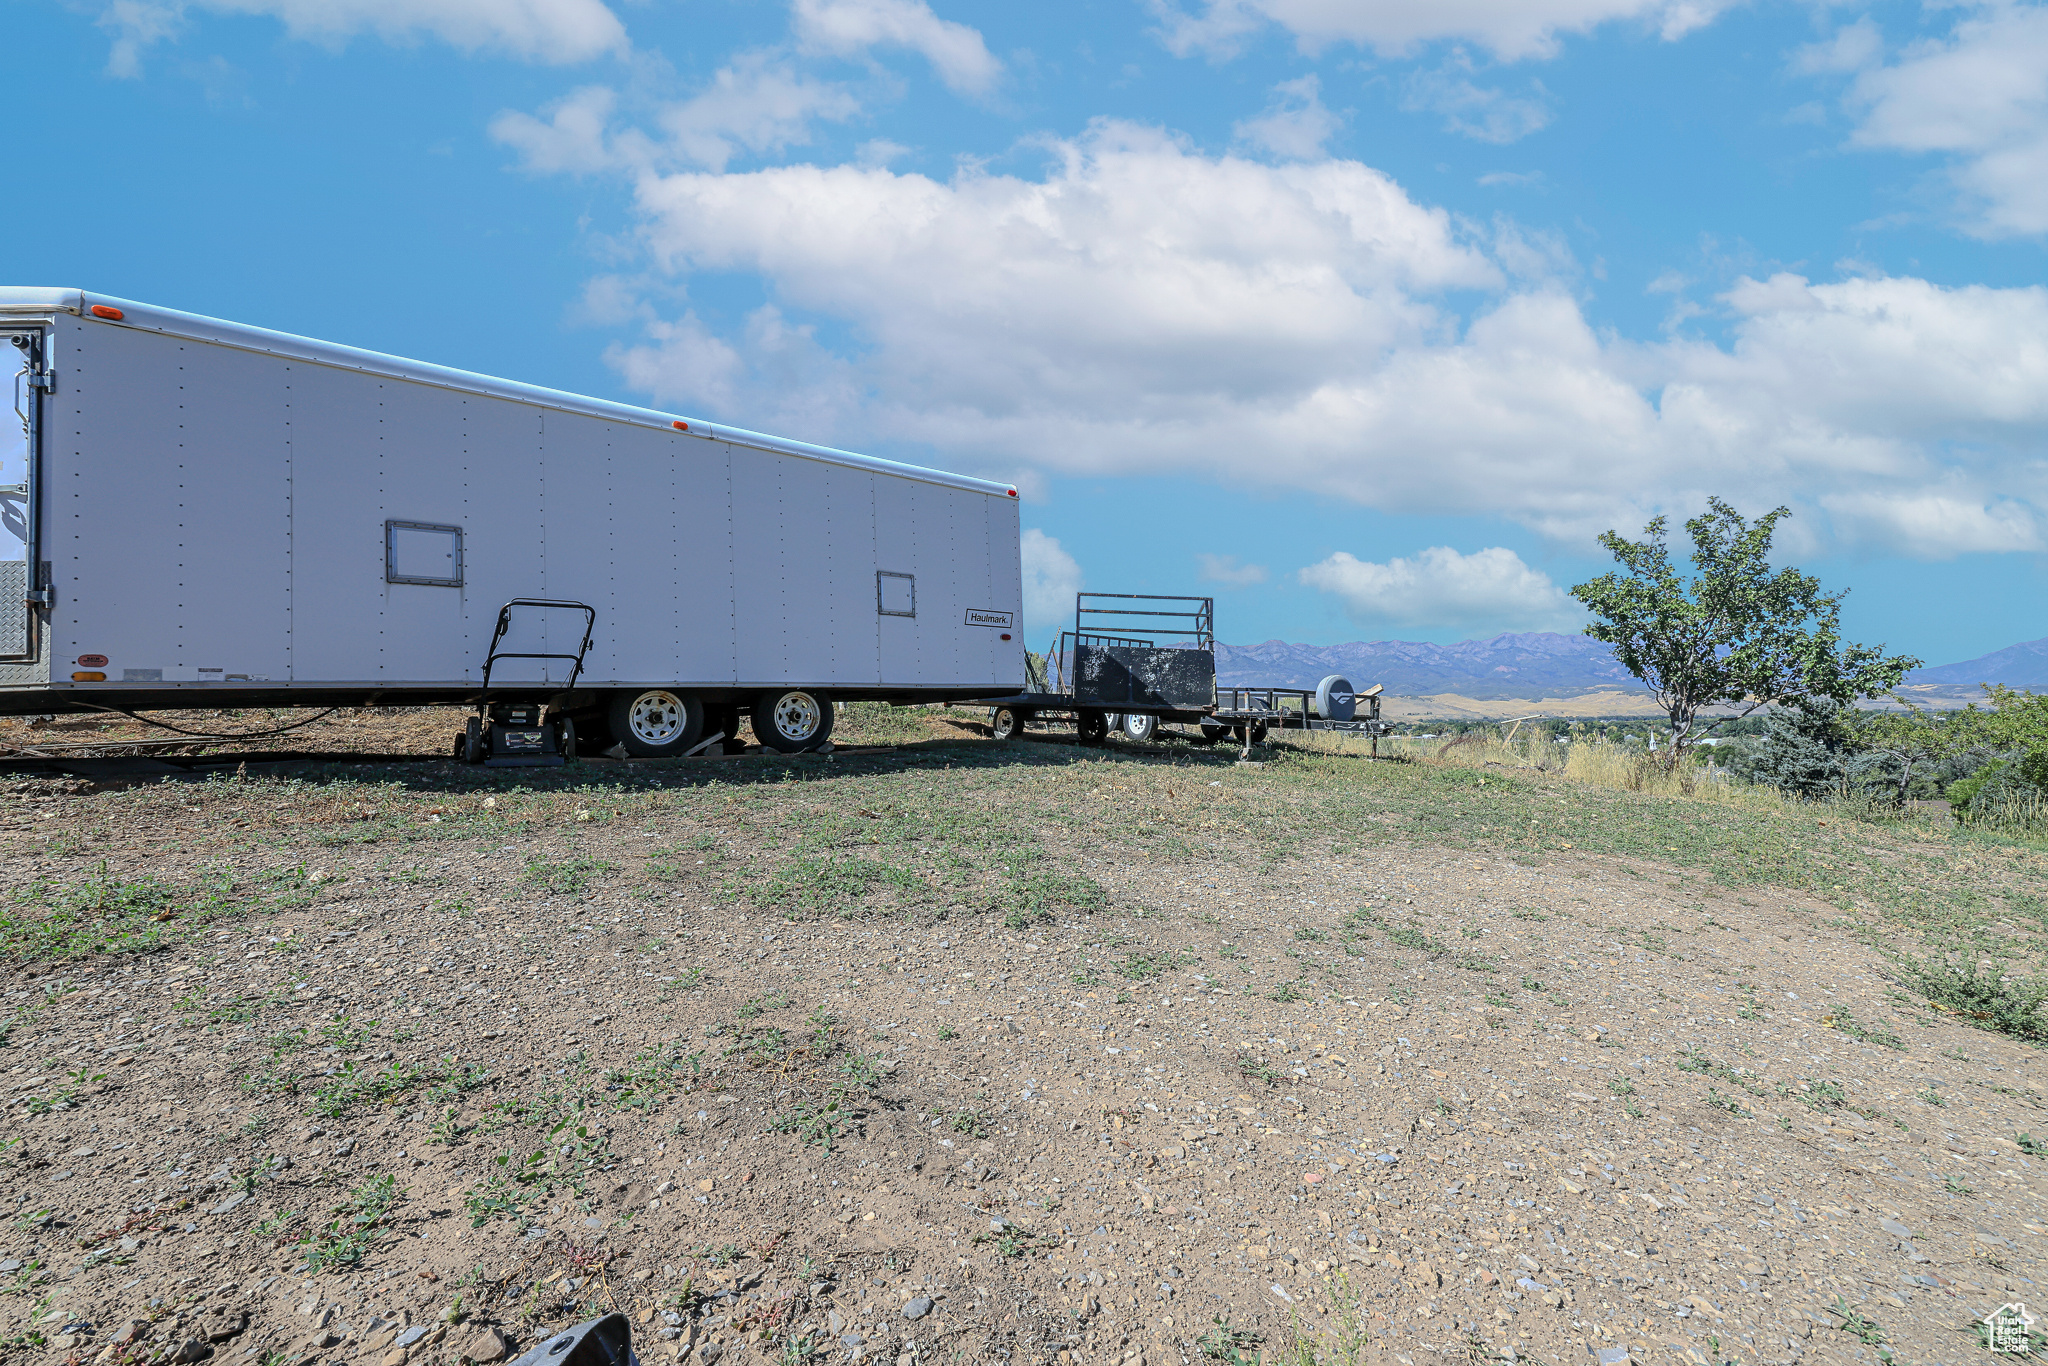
[1571,499,1920,765]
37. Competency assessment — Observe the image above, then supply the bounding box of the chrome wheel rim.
[769,692,822,742]
[627,691,688,745]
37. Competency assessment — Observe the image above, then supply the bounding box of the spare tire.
[1316,674,1357,723]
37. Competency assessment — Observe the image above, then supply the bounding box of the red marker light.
[673,421,690,431]
[1000,633,1012,641]
[89,305,125,321]
[76,654,109,668]
[1006,488,1017,498]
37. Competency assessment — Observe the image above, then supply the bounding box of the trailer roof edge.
[0,286,1015,500]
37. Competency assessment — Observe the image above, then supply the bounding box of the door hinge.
[27,371,54,393]
[24,589,52,607]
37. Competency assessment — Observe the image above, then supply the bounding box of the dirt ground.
[0,710,2041,1366]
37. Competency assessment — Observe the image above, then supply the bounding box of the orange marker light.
[71,671,106,682]
[89,305,125,321]
[673,421,690,431]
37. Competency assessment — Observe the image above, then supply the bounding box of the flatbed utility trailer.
[0,288,1026,764]
[961,593,1394,752]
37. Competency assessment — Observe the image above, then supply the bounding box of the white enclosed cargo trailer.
[0,288,1025,760]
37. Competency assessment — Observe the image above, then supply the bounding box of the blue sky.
[13,0,2048,664]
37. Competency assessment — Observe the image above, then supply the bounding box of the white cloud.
[792,0,1001,95]
[1840,4,2048,237]
[525,114,2048,562]
[490,85,624,174]
[1792,17,1881,76]
[1299,546,1579,629]
[1403,62,1552,143]
[492,55,860,175]
[1233,76,1342,159]
[1021,529,1083,637]
[98,0,626,74]
[1197,553,1270,586]
[655,55,862,171]
[1147,0,1737,63]
[1817,489,2041,558]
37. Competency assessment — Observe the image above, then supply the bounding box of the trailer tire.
[990,707,1027,741]
[753,689,834,753]
[608,689,704,758]
[1104,713,1124,740]
[1122,713,1158,742]
[1076,710,1110,745]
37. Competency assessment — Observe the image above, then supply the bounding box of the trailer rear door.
[1,331,36,659]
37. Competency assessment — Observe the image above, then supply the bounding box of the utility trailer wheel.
[753,689,834,753]
[1076,710,1110,745]
[608,689,703,758]
[990,707,1027,741]
[1233,720,1270,745]
[1122,713,1158,742]
[1196,719,1229,746]
[1103,713,1124,740]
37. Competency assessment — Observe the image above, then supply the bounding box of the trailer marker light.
[673,421,690,431]
[1006,488,1017,497]
[1000,633,1012,641]
[71,671,106,682]
[89,305,125,321]
[76,654,108,668]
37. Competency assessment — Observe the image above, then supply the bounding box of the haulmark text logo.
[964,608,1015,628]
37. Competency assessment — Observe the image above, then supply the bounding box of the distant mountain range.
[1209,632,2048,699]
[1212,632,1643,699]
[1903,637,2048,688]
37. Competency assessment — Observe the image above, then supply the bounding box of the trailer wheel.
[1076,710,1110,745]
[608,689,703,758]
[753,689,834,753]
[990,707,1024,741]
[1103,713,1124,740]
[1122,713,1158,742]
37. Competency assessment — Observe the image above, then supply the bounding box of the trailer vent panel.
[877,571,915,618]
[385,520,464,588]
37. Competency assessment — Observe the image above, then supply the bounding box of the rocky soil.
[0,712,2041,1366]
